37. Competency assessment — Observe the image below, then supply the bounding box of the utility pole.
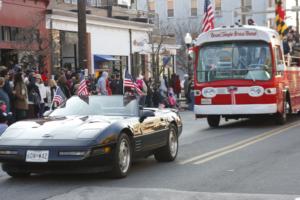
[78,0,87,72]
[241,0,246,25]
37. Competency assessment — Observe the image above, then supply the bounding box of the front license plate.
[26,150,49,163]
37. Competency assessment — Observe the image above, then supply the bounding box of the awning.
[93,54,119,62]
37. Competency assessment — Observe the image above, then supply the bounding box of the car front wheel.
[111,133,132,178]
[154,124,178,162]
[6,171,30,178]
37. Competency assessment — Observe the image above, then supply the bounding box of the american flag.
[124,70,144,96]
[202,0,214,32]
[53,87,66,106]
[77,78,89,97]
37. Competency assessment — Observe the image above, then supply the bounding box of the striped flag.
[53,87,66,106]
[202,0,214,32]
[124,70,144,96]
[77,79,89,97]
[275,0,288,37]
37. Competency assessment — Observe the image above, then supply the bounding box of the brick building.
[0,0,49,71]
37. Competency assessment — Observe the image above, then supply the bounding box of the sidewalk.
[46,187,298,200]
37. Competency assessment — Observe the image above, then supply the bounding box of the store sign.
[118,0,131,6]
[210,30,257,39]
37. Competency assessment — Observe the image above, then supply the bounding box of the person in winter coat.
[136,74,147,106]
[35,74,48,118]
[57,75,71,99]
[97,71,109,95]
[173,75,181,98]
[183,74,191,103]
[0,77,10,113]
[27,74,41,118]
[13,72,28,121]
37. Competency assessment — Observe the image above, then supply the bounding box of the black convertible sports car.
[0,95,182,178]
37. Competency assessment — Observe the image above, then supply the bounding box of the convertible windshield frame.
[196,41,273,83]
[49,95,139,117]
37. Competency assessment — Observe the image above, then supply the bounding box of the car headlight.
[249,86,264,97]
[202,87,217,98]
[77,129,100,139]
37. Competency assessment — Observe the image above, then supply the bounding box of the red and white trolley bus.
[193,25,300,127]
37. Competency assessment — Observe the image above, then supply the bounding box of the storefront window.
[3,27,11,41]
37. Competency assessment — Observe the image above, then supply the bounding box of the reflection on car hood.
[0,115,126,140]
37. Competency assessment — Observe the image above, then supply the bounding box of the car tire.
[6,171,30,178]
[154,124,178,162]
[207,115,220,128]
[110,133,132,178]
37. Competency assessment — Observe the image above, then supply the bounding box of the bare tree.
[11,12,50,72]
[160,19,201,75]
[146,22,176,83]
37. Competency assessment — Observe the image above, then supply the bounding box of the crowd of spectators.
[0,63,191,134]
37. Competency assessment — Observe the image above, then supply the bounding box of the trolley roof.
[195,25,281,46]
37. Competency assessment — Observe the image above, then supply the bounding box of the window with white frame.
[268,0,273,8]
[87,0,102,7]
[242,0,252,11]
[167,0,174,17]
[215,0,221,11]
[191,0,197,16]
[148,0,155,12]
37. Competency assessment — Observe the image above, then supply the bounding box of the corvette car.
[0,95,182,178]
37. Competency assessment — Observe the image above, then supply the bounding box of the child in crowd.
[0,105,8,136]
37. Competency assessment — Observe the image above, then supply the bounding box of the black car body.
[0,95,182,178]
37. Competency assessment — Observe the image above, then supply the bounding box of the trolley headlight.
[202,87,217,98]
[265,88,277,95]
[248,86,264,97]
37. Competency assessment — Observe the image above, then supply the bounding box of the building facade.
[137,0,300,38]
[0,0,49,70]
[46,0,156,78]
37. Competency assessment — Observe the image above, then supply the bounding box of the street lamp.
[184,33,192,76]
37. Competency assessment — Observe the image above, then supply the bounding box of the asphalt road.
[1,112,300,200]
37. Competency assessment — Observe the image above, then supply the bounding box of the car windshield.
[50,96,139,117]
[197,41,273,83]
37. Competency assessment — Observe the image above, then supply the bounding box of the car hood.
[0,116,126,140]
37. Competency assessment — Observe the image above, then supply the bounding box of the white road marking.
[179,121,300,165]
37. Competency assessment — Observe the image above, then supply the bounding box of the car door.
[139,110,167,151]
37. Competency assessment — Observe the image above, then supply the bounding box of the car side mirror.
[139,110,155,123]
[43,110,52,117]
[277,63,285,72]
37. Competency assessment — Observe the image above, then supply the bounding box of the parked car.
[0,95,182,178]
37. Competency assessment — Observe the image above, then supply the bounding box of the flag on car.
[275,0,288,37]
[202,0,214,32]
[77,78,89,97]
[53,87,66,106]
[77,78,89,104]
[124,70,144,96]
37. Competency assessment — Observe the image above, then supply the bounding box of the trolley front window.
[197,41,272,83]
